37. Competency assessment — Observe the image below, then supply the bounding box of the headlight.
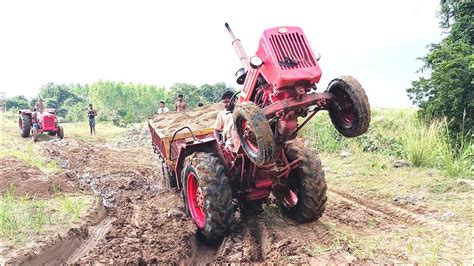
[249,56,263,69]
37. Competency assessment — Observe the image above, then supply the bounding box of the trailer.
[147,103,222,189]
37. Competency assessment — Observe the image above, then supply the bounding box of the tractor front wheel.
[182,152,233,243]
[32,128,39,142]
[57,126,64,139]
[233,102,275,167]
[19,115,31,138]
[327,75,371,137]
[277,139,327,223]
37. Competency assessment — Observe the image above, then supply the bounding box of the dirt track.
[4,135,466,264]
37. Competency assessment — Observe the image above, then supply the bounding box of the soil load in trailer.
[147,103,224,188]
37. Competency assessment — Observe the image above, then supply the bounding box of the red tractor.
[19,108,64,142]
[149,24,370,242]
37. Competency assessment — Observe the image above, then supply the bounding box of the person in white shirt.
[157,101,170,114]
[213,91,237,150]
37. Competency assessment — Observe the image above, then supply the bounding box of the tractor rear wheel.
[182,152,233,243]
[19,115,31,138]
[233,101,275,167]
[278,139,327,223]
[327,75,371,137]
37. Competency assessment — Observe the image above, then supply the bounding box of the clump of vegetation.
[0,184,93,245]
[0,146,60,173]
[438,113,473,177]
[301,108,473,178]
[401,118,442,167]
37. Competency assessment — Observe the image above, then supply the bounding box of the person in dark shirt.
[87,104,97,135]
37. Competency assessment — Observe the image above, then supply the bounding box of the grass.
[61,121,129,143]
[299,108,473,263]
[0,184,95,245]
[303,224,382,260]
[439,115,473,177]
[401,119,442,167]
[0,146,60,173]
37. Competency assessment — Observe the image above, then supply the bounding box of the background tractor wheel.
[277,139,327,223]
[57,126,64,139]
[327,75,371,137]
[19,115,31,138]
[182,152,233,243]
[233,101,275,167]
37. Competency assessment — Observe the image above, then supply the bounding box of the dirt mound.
[149,103,223,137]
[113,124,151,148]
[0,156,78,198]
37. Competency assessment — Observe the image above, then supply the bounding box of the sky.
[0,0,442,108]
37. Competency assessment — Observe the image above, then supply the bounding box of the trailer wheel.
[162,161,177,189]
[57,126,64,139]
[233,102,275,167]
[19,115,31,138]
[327,75,371,137]
[182,152,233,243]
[277,139,327,223]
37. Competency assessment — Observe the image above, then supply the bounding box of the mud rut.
[10,139,451,264]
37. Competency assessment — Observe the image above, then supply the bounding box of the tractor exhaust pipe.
[225,23,250,70]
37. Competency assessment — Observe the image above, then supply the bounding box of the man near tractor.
[175,94,187,111]
[157,100,169,114]
[87,104,97,135]
[213,90,237,150]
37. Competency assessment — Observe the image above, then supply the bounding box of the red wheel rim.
[283,189,298,208]
[334,90,354,128]
[241,120,259,153]
[186,172,205,229]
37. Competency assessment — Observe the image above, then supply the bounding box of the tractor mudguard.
[174,138,228,190]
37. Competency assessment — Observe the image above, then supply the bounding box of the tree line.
[407,0,473,136]
[5,81,233,126]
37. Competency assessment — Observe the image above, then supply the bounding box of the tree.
[5,95,30,110]
[407,0,473,134]
[198,82,234,104]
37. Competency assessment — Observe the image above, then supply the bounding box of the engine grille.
[269,33,316,70]
[42,116,55,129]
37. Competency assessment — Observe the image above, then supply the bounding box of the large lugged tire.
[326,76,371,137]
[233,102,276,166]
[19,115,31,137]
[182,152,234,243]
[278,139,327,223]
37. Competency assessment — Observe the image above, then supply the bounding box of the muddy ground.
[3,131,469,264]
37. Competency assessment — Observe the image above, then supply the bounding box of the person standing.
[157,101,170,114]
[34,96,44,113]
[175,94,187,111]
[33,96,45,126]
[87,104,97,135]
[213,90,237,150]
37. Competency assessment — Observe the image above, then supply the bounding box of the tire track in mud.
[66,216,115,264]
[327,189,442,227]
